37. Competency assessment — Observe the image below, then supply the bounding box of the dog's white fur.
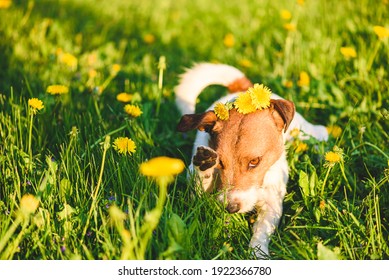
[175,63,327,258]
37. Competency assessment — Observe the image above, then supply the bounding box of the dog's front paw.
[193,146,218,171]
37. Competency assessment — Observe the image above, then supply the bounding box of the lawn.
[0,0,388,260]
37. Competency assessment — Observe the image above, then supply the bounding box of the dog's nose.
[226,202,240,213]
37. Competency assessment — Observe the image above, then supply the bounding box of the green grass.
[0,0,388,260]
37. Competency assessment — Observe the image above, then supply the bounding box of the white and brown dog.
[175,63,328,258]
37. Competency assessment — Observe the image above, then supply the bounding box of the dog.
[175,63,328,258]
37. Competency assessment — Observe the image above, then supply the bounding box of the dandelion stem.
[211,251,224,260]
[156,56,166,116]
[120,199,137,259]
[137,182,167,259]
[158,56,166,91]
[0,216,22,255]
[321,166,332,197]
[1,218,30,260]
[330,163,353,198]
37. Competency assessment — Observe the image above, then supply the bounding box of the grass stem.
[81,124,128,158]
[27,111,34,171]
[81,135,111,239]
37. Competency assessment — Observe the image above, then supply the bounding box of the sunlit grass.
[0,0,388,260]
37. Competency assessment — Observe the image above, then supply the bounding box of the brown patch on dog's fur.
[270,99,295,132]
[177,111,220,132]
[177,99,295,203]
[227,77,253,93]
[212,108,285,192]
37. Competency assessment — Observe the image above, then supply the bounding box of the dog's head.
[177,99,295,213]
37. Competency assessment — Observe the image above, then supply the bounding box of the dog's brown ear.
[270,99,295,132]
[177,111,220,133]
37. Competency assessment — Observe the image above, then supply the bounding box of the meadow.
[0,0,388,260]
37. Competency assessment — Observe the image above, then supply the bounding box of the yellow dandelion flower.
[239,58,253,68]
[294,141,308,153]
[20,194,39,215]
[373,25,389,40]
[0,0,12,9]
[222,242,233,253]
[143,33,155,44]
[47,84,69,95]
[116,92,133,103]
[283,80,293,88]
[340,47,357,59]
[326,125,342,138]
[113,137,136,155]
[60,52,78,69]
[111,64,121,76]
[325,151,341,163]
[214,102,229,120]
[223,33,235,48]
[297,0,305,6]
[283,23,296,31]
[324,146,343,168]
[121,229,131,240]
[140,156,185,178]
[234,91,256,114]
[88,69,97,79]
[28,98,44,114]
[124,104,142,118]
[280,9,292,20]
[289,128,300,138]
[297,71,310,87]
[247,83,271,110]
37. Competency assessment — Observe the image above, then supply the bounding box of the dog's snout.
[226,202,240,214]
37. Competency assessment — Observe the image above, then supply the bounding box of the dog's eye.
[248,157,261,169]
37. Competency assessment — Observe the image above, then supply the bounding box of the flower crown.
[214,83,272,120]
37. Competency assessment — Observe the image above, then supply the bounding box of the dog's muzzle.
[217,189,245,214]
[226,202,240,213]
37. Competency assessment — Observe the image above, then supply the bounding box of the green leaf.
[60,178,72,200]
[45,156,58,185]
[299,170,309,198]
[309,170,318,196]
[161,241,184,259]
[57,204,76,221]
[168,213,187,245]
[317,242,341,260]
[313,207,321,223]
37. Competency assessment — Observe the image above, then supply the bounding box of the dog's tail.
[175,63,253,115]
